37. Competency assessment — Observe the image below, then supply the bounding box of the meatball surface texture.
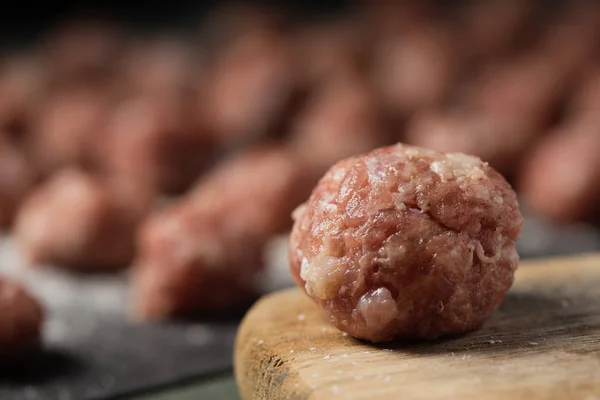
[289,144,522,342]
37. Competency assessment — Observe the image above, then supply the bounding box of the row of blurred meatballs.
[3,0,600,353]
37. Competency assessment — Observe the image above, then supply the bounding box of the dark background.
[0,1,352,44]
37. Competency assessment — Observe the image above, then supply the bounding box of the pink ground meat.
[14,169,148,272]
[0,137,35,228]
[132,145,314,320]
[97,95,210,194]
[289,71,388,175]
[289,143,522,342]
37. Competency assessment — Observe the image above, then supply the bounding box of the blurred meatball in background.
[371,24,463,122]
[199,7,299,149]
[97,95,211,195]
[187,144,317,235]
[0,278,44,358]
[363,0,435,42]
[0,136,36,228]
[520,117,600,224]
[14,169,150,272]
[457,0,535,63]
[532,3,600,88]
[406,45,580,178]
[27,82,114,176]
[565,69,600,118]
[289,71,390,175]
[106,38,211,194]
[133,201,266,319]
[0,56,45,137]
[198,2,284,55]
[120,37,201,99]
[520,68,600,224]
[406,110,532,179]
[38,18,126,83]
[132,145,315,320]
[293,15,368,88]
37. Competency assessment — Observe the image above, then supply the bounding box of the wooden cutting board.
[234,253,600,400]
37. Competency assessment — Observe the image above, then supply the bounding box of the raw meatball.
[132,201,265,319]
[14,169,149,272]
[536,2,600,80]
[566,69,600,118]
[406,110,532,176]
[371,25,462,117]
[289,144,522,342]
[289,71,388,175]
[519,116,600,223]
[199,2,282,54]
[364,1,433,41]
[294,18,368,87]
[459,0,534,61]
[406,55,567,176]
[0,278,44,357]
[188,145,315,236]
[28,83,112,175]
[0,56,44,134]
[464,55,565,123]
[120,38,199,99]
[97,95,210,194]
[200,26,297,148]
[40,19,124,82]
[0,137,36,228]
[133,145,314,320]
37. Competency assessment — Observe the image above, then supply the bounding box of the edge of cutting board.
[234,253,600,400]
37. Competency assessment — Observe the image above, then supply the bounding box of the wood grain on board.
[235,253,600,400]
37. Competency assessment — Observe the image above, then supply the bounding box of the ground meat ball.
[406,55,567,176]
[0,278,44,357]
[200,27,297,148]
[289,144,522,342]
[294,18,368,87]
[188,145,316,236]
[28,84,112,175]
[371,25,462,117]
[0,56,44,134]
[133,145,314,320]
[565,69,600,118]
[405,110,532,176]
[536,2,600,80]
[120,38,199,99]
[40,19,124,82]
[519,116,600,223]
[289,71,388,175]
[132,200,265,319]
[364,1,434,41]
[199,3,282,55]
[464,55,565,123]
[14,169,149,272]
[459,0,534,62]
[519,65,600,224]
[98,95,210,194]
[0,137,36,228]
